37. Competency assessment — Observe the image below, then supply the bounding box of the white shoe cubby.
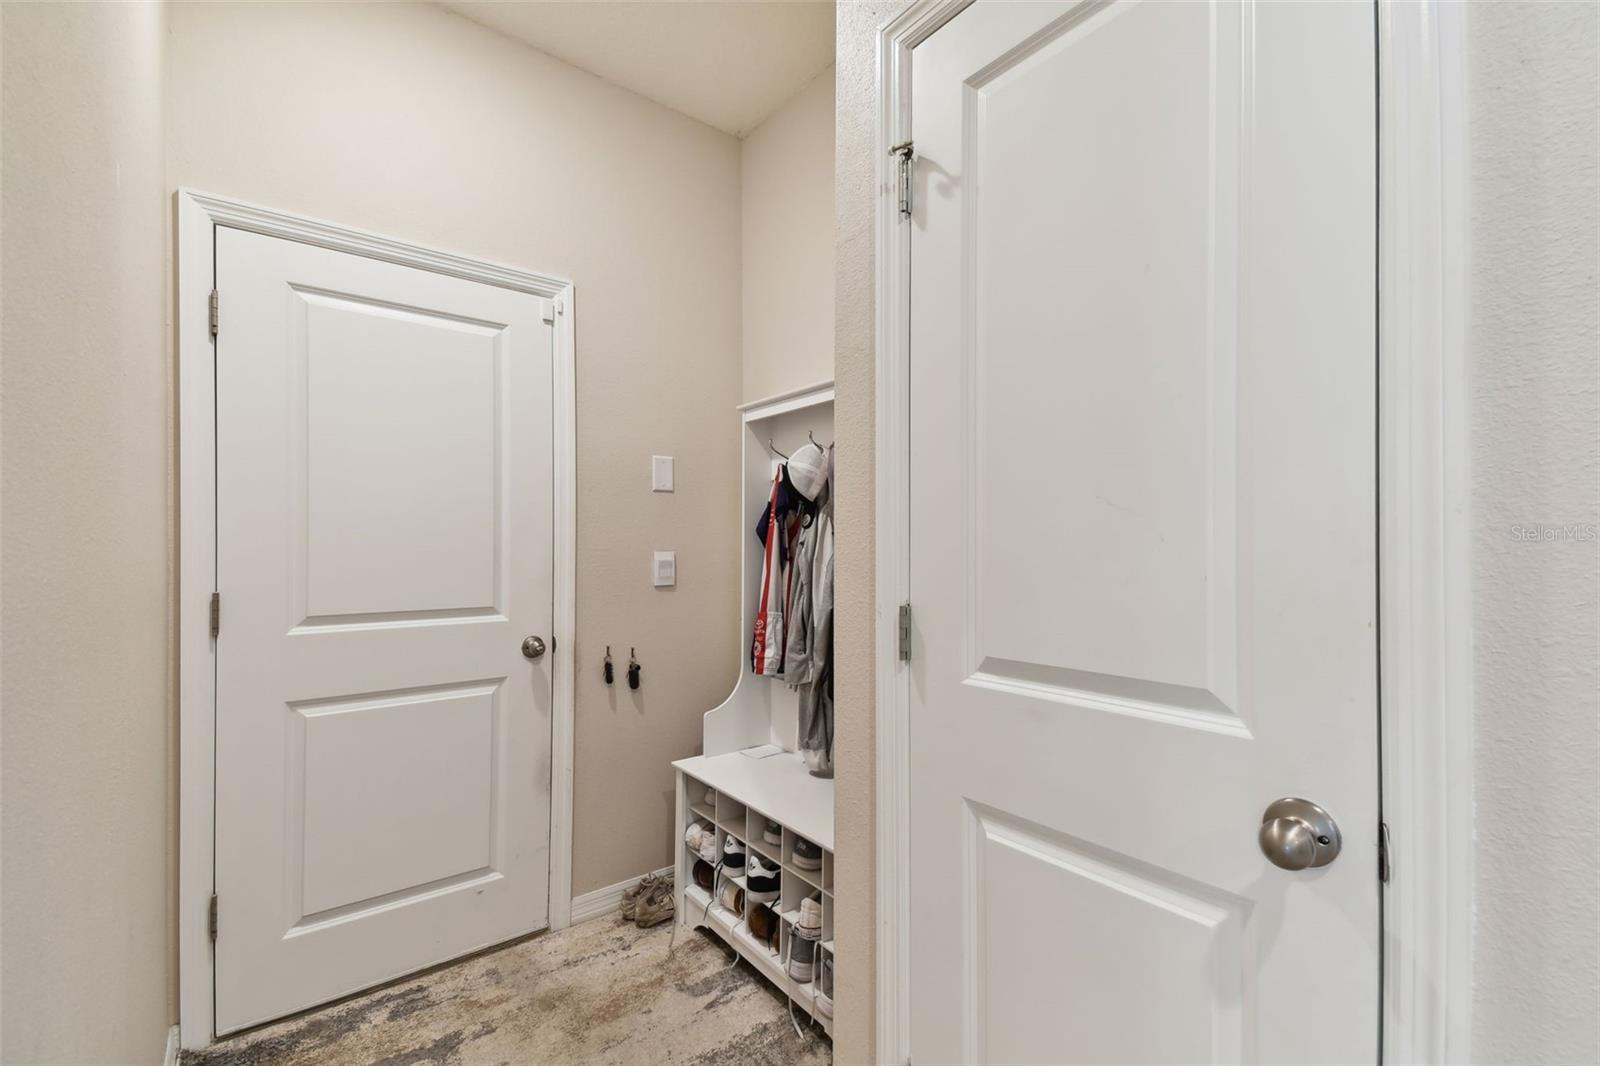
[671,381,835,1038]
[674,755,833,1037]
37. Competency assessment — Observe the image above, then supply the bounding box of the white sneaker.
[684,819,711,851]
[797,892,823,940]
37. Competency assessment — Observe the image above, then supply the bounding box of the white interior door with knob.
[906,1,1379,1063]
[213,227,553,1032]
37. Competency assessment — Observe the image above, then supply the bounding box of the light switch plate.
[651,455,674,492]
[653,551,676,587]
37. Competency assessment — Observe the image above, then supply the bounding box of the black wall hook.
[603,645,614,685]
[627,647,641,690]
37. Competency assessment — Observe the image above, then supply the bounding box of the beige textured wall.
[832,3,906,1063]
[1465,4,1599,1062]
[164,1,743,898]
[741,67,836,403]
[0,2,174,1062]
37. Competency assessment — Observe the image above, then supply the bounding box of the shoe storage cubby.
[674,757,834,1037]
[671,384,836,1040]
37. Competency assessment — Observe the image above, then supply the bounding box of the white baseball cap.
[786,442,829,501]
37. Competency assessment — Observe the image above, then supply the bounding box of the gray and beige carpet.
[186,915,833,1066]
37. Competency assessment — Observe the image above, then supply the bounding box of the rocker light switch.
[652,455,674,492]
[653,551,676,587]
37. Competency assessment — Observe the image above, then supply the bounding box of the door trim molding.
[176,189,578,1050]
[870,2,1473,1062]
[1375,3,1475,1061]
[872,5,970,1064]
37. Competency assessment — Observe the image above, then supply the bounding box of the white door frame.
[176,189,578,1050]
[871,2,1475,1062]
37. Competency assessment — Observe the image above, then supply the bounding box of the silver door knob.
[1259,798,1341,870]
[521,635,546,660]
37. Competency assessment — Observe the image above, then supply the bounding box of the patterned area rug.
[187,915,833,1066]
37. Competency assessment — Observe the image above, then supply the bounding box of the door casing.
[175,189,578,1051]
[869,1,1475,1062]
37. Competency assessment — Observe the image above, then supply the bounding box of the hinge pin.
[209,592,220,639]
[208,893,219,942]
[889,140,914,219]
[209,289,219,338]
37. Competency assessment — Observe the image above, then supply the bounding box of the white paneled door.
[214,228,553,1032]
[907,1,1378,1063]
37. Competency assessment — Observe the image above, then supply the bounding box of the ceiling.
[438,1,835,138]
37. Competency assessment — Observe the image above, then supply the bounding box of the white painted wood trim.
[1376,3,1475,1062]
[874,4,972,1063]
[176,190,573,299]
[164,1024,181,1066]
[870,3,1474,1063]
[737,378,838,414]
[175,189,578,1050]
[177,189,220,1054]
[569,866,674,926]
[548,283,578,934]
[740,381,836,424]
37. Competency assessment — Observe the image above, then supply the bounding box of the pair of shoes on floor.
[787,892,823,982]
[620,872,675,927]
[620,871,659,919]
[792,836,822,871]
[746,853,780,903]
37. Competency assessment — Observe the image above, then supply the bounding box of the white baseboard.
[164,1024,181,1066]
[570,866,673,926]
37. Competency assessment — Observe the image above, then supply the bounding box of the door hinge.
[889,140,914,219]
[208,893,219,942]
[209,591,220,638]
[1378,820,1392,883]
[209,289,219,338]
[898,602,913,661]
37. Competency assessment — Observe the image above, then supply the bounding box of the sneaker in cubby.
[684,819,712,853]
[748,901,779,951]
[746,853,780,904]
[796,892,823,941]
[792,837,823,871]
[722,835,746,872]
[787,930,816,983]
[716,877,745,918]
[816,951,834,1018]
